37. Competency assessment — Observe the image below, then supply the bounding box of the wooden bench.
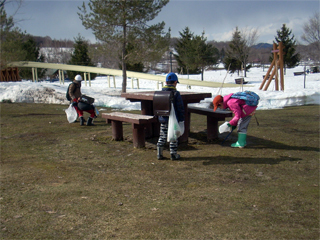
[294,72,305,76]
[235,78,248,84]
[102,112,157,148]
[188,106,233,141]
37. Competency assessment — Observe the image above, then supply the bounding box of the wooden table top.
[121,91,212,103]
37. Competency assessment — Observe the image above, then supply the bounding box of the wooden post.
[260,42,285,91]
[58,70,62,84]
[32,68,35,82]
[264,63,277,91]
[88,73,91,87]
[260,58,275,90]
[84,72,87,86]
[62,70,65,84]
[35,68,38,82]
[274,60,279,91]
[279,42,285,90]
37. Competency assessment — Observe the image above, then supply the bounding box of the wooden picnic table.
[121,91,212,143]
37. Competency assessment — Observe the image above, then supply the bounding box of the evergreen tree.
[67,35,96,80]
[78,0,169,93]
[119,41,144,72]
[223,27,251,75]
[273,24,300,68]
[0,2,25,69]
[219,48,225,62]
[174,27,199,75]
[193,32,219,80]
[1,2,46,80]
[175,28,219,78]
[19,36,46,79]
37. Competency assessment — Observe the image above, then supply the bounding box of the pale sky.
[5,0,320,44]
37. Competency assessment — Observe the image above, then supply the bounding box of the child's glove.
[72,99,78,107]
[227,123,236,130]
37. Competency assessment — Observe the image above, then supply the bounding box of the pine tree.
[67,35,95,80]
[193,32,219,80]
[19,36,46,79]
[273,24,300,68]
[174,27,196,74]
[174,27,199,75]
[78,0,169,93]
[174,28,218,78]
[0,3,25,69]
[223,27,251,75]
[1,3,45,80]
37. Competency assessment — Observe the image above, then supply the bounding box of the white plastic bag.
[167,103,183,142]
[65,104,77,123]
[179,121,185,137]
[219,121,231,134]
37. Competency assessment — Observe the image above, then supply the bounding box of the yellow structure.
[7,61,245,89]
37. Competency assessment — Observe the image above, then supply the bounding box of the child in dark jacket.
[69,74,96,126]
[157,72,185,160]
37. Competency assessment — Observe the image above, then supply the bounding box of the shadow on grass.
[12,113,65,117]
[245,136,319,152]
[182,155,302,165]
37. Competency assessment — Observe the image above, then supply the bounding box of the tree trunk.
[201,67,204,81]
[122,24,127,93]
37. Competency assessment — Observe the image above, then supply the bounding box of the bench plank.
[102,112,157,148]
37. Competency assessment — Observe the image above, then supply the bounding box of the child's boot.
[157,146,164,160]
[170,153,180,160]
[86,117,94,126]
[79,116,85,126]
[231,133,247,148]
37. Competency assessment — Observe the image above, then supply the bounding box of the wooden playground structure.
[0,67,21,82]
[260,42,284,91]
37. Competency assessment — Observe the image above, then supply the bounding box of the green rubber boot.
[231,133,247,148]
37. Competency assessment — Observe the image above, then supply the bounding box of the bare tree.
[301,12,320,63]
[224,27,259,77]
[241,27,259,76]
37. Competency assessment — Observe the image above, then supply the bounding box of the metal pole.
[304,65,306,89]
[170,51,172,72]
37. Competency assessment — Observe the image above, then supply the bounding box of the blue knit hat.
[166,72,179,83]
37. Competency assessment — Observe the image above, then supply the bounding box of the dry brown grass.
[1,103,319,239]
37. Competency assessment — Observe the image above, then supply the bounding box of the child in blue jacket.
[157,73,185,160]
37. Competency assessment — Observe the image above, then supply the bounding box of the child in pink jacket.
[213,93,258,148]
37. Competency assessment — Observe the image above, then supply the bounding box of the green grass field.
[1,103,319,239]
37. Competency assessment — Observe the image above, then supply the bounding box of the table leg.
[140,100,154,138]
[179,103,190,143]
[207,116,218,140]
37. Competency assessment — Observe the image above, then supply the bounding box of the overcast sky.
[5,0,319,44]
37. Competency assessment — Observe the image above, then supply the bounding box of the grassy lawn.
[1,103,319,239]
